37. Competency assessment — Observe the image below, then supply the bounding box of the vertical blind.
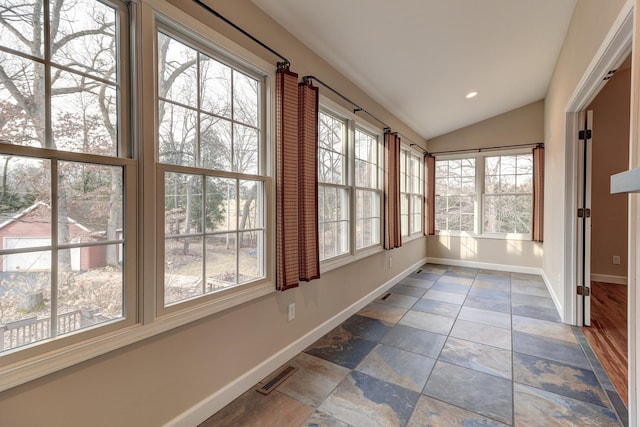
[275,67,320,290]
[298,80,320,281]
[384,131,402,249]
[532,145,545,242]
[424,154,436,236]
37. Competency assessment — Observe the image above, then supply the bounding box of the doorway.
[580,54,631,406]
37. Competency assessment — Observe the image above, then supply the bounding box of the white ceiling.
[251,0,577,140]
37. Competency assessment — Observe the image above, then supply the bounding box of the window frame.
[153,21,272,315]
[0,0,277,392]
[318,96,384,273]
[400,145,425,241]
[434,148,533,240]
[0,0,137,366]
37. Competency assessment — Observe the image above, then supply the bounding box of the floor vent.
[381,293,391,301]
[256,365,296,395]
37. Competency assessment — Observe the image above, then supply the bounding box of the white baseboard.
[165,257,428,427]
[591,274,628,285]
[426,257,542,275]
[541,271,564,324]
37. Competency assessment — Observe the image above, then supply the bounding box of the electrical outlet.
[388,257,393,269]
[288,303,295,321]
[613,255,621,265]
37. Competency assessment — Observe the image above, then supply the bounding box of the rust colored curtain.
[424,154,436,235]
[532,145,545,242]
[298,80,320,281]
[384,131,402,249]
[276,66,300,290]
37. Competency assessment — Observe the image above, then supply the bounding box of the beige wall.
[588,65,630,280]
[427,101,544,269]
[543,0,628,312]
[0,1,427,425]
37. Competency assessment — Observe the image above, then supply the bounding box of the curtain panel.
[424,154,436,236]
[298,80,320,281]
[384,131,402,249]
[532,145,545,243]
[275,67,300,290]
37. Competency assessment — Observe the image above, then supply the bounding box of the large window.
[434,152,533,238]
[0,0,131,355]
[435,158,476,233]
[318,111,349,260]
[484,154,533,234]
[400,148,425,237]
[0,0,279,389]
[317,106,383,263]
[157,29,266,307]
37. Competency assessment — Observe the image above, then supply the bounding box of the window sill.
[433,231,533,241]
[402,232,425,243]
[0,281,275,393]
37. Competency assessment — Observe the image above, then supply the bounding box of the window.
[434,152,533,238]
[400,148,425,237]
[0,0,132,355]
[435,158,476,233]
[157,29,267,307]
[317,104,383,264]
[0,0,278,389]
[355,128,382,249]
[318,111,349,260]
[484,154,533,234]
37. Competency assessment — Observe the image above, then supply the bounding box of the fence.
[0,309,103,351]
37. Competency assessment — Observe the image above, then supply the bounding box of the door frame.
[564,2,632,325]
[575,110,593,327]
[563,1,634,422]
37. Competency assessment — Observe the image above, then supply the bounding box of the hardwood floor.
[582,281,628,406]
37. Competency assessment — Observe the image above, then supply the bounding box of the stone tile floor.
[201,264,627,427]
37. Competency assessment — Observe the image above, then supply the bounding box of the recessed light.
[466,91,478,99]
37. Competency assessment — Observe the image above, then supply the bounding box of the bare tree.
[0,0,119,269]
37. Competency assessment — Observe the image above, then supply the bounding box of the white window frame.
[481,151,533,239]
[434,148,533,240]
[154,22,271,315]
[0,0,136,367]
[0,0,277,392]
[400,145,425,241]
[354,126,383,251]
[318,96,384,273]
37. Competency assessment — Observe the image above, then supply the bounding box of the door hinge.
[577,286,591,296]
[579,129,592,140]
[577,208,591,218]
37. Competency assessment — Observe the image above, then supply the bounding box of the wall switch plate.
[288,303,295,321]
[613,255,621,265]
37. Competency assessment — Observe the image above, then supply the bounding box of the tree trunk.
[182,176,193,255]
[239,184,256,247]
[106,168,121,265]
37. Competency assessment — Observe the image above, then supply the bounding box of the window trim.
[0,0,277,393]
[153,21,272,315]
[400,145,425,242]
[317,96,384,273]
[434,148,533,241]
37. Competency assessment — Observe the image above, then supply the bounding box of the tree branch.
[51,24,114,57]
[0,14,31,48]
[0,65,28,112]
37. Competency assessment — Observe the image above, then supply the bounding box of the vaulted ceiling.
[252,0,577,139]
